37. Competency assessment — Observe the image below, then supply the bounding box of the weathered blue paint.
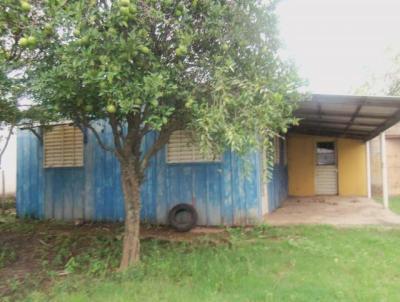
[16,123,264,225]
[267,138,288,212]
[16,130,44,219]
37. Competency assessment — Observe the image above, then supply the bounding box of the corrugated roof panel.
[359,106,397,116]
[353,117,385,125]
[320,103,358,113]
[348,125,376,131]
[291,94,400,140]
[299,101,319,111]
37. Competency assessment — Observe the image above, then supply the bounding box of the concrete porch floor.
[264,196,400,226]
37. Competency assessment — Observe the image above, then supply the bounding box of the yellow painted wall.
[337,138,368,196]
[287,134,315,196]
[287,134,367,197]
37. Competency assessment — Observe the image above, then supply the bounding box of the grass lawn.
[2,212,400,301]
[374,195,400,214]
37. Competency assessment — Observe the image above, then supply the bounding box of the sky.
[1,129,16,194]
[277,0,400,94]
[2,0,400,193]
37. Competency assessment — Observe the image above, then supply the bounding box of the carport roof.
[291,94,400,141]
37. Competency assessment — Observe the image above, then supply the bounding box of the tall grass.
[26,225,400,302]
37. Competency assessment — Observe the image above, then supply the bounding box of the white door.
[315,141,338,195]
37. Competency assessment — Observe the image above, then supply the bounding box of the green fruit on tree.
[78,36,89,46]
[106,104,117,113]
[150,99,159,107]
[163,0,173,6]
[27,36,37,47]
[138,29,148,38]
[43,23,53,35]
[185,97,194,108]
[118,0,130,6]
[85,104,93,112]
[108,28,117,36]
[119,6,130,16]
[176,45,187,56]
[18,37,29,48]
[222,43,229,51]
[138,45,150,54]
[129,4,137,13]
[73,29,80,36]
[3,51,11,60]
[99,81,107,89]
[175,9,182,17]
[20,1,31,12]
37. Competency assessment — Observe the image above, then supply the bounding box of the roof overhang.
[290,94,400,141]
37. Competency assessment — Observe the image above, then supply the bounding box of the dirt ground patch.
[264,196,400,226]
[0,219,226,301]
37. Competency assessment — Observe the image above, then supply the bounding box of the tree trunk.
[119,159,142,270]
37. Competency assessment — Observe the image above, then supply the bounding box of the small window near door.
[316,142,335,165]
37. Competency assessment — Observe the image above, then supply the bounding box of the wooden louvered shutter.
[167,130,220,163]
[44,125,84,168]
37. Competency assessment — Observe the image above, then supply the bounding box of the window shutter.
[44,125,84,168]
[167,130,220,163]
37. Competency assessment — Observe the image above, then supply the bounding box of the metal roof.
[290,94,400,141]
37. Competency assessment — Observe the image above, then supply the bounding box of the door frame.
[314,138,338,195]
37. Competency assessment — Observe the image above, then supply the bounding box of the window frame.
[315,140,337,166]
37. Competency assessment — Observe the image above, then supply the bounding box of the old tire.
[168,204,198,232]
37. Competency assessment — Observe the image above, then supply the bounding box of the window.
[44,124,84,168]
[167,130,220,163]
[316,142,336,166]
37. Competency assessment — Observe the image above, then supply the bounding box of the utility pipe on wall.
[366,141,372,199]
[380,132,389,209]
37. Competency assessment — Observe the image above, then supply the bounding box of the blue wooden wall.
[16,123,264,226]
[267,138,288,212]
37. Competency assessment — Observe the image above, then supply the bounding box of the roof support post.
[366,141,372,199]
[380,132,389,209]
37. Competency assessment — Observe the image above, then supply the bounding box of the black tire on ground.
[168,203,198,232]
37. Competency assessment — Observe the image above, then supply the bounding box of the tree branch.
[72,115,116,154]
[140,120,181,172]
[85,123,115,153]
[0,125,14,169]
[109,114,124,153]
[27,127,43,143]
